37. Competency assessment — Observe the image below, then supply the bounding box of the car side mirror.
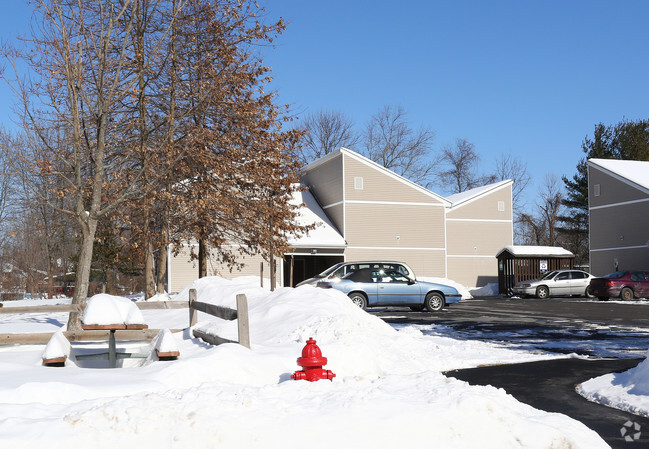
[408,280,416,285]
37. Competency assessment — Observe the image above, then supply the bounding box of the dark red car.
[588,271,649,301]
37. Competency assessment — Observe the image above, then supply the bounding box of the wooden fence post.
[189,288,198,327]
[236,294,250,349]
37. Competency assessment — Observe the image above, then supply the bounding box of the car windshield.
[317,263,344,277]
[603,271,627,279]
[540,271,558,280]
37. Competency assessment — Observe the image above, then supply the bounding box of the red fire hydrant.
[291,337,336,382]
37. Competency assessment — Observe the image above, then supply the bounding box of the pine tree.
[559,120,649,267]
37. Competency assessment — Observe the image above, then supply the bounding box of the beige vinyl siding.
[302,155,344,208]
[589,166,649,208]
[446,221,513,256]
[343,155,444,204]
[446,185,513,221]
[344,202,445,249]
[169,247,278,292]
[321,203,344,237]
[447,257,498,287]
[168,246,198,293]
[344,247,446,278]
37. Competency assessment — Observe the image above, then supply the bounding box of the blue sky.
[2,1,648,210]
[261,0,649,207]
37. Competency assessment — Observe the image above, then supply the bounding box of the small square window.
[354,177,364,190]
[498,201,505,212]
[594,184,601,197]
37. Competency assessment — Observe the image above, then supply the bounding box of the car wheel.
[620,287,634,301]
[536,286,549,299]
[348,292,367,309]
[597,296,608,301]
[585,288,595,299]
[424,292,445,312]
[409,305,424,311]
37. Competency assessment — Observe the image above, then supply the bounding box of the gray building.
[588,158,649,275]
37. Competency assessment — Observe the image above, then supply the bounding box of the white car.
[512,269,595,299]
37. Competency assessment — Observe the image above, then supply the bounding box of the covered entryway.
[283,186,347,287]
[283,253,344,287]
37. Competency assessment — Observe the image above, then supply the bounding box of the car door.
[345,269,379,305]
[633,272,649,299]
[376,271,420,305]
[569,271,588,295]
[552,271,571,296]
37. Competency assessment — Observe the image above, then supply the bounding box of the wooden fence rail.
[0,292,250,349]
[189,289,250,349]
[0,301,188,345]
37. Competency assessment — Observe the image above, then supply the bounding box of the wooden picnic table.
[77,323,149,368]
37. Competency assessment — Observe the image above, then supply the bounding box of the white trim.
[446,218,513,223]
[589,197,649,210]
[347,246,446,251]
[447,254,497,258]
[588,159,649,196]
[446,180,513,209]
[340,148,451,206]
[286,251,346,256]
[167,243,173,292]
[342,153,347,238]
[322,201,344,210]
[590,245,649,252]
[346,200,446,207]
[443,205,448,277]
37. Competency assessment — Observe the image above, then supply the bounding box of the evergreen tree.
[559,120,649,267]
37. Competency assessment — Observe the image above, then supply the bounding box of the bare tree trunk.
[68,218,98,331]
[198,238,207,278]
[144,236,156,298]
[156,228,168,293]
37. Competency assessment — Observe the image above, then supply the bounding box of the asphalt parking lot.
[372,296,649,448]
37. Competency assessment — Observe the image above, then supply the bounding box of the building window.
[354,177,364,190]
[498,201,505,212]
[594,184,600,197]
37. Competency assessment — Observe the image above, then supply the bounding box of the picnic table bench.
[75,323,150,368]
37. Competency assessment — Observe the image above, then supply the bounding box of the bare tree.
[438,138,496,194]
[492,153,531,209]
[362,105,436,187]
[518,175,564,246]
[1,0,176,330]
[298,110,358,164]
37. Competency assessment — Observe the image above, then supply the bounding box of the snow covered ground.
[578,352,649,418]
[0,276,624,448]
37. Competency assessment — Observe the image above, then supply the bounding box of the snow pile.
[578,352,649,417]
[81,294,145,326]
[470,282,499,297]
[0,277,609,448]
[419,276,473,299]
[151,329,180,354]
[145,291,172,302]
[42,331,71,361]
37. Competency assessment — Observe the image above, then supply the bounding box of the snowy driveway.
[376,296,649,358]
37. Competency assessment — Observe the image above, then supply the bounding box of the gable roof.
[304,147,451,205]
[496,245,574,258]
[287,186,346,248]
[588,158,649,194]
[445,179,513,208]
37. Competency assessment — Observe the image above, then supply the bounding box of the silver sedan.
[513,270,595,299]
